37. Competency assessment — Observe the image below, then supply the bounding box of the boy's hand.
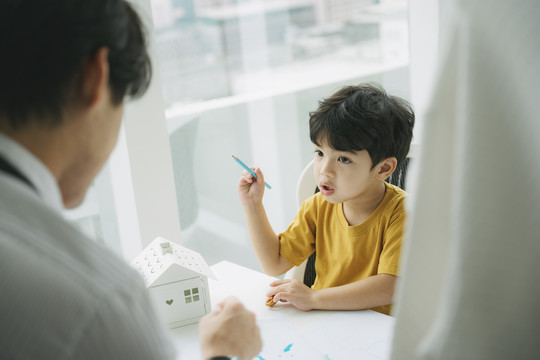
[266,279,316,311]
[237,167,266,205]
[199,297,262,360]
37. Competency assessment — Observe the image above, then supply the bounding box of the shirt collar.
[0,132,64,213]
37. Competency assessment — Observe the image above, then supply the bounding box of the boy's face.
[313,139,382,205]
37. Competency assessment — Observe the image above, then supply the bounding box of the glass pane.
[151,0,410,271]
[153,0,409,108]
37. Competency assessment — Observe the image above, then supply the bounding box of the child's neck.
[342,182,386,226]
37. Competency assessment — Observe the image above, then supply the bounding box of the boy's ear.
[375,157,397,181]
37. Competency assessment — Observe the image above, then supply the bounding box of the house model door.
[149,277,207,327]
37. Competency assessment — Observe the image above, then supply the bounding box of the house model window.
[185,288,200,303]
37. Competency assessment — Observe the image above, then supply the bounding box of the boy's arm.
[267,274,396,311]
[238,167,293,276]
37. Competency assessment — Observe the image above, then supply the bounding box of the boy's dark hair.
[309,83,414,170]
[0,0,152,129]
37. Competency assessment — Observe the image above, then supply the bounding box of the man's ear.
[375,157,397,181]
[80,47,110,108]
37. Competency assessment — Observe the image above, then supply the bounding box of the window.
[63,0,415,271]
[184,287,201,303]
[151,0,411,271]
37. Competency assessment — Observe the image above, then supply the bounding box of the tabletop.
[171,261,395,360]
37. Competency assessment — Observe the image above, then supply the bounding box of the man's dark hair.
[309,83,414,169]
[0,0,152,129]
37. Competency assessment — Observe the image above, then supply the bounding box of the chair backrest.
[296,159,317,208]
[284,160,318,285]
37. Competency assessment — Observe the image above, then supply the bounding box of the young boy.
[237,84,414,315]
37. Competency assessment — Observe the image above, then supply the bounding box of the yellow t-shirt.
[278,182,406,315]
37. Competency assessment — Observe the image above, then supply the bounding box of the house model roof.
[132,237,216,287]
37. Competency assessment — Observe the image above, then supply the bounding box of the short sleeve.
[278,195,318,266]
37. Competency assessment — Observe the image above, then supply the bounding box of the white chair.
[284,159,316,282]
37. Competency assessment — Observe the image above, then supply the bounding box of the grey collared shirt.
[0,133,177,359]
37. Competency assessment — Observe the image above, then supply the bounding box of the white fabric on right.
[391,0,540,359]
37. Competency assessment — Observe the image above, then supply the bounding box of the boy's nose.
[319,159,335,177]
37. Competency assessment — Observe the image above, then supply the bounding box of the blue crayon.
[232,155,272,189]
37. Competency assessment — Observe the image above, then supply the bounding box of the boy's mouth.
[319,183,335,196]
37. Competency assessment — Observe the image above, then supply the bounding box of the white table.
[172,261,395,360]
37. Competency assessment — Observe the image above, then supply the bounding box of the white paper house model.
[132,237,215,328]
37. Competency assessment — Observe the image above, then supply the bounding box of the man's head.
[0,0,152,208]
[0,0,151,129]
[309,83,414,169]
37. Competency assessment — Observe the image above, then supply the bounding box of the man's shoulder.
[0,178,146,307]
[1,209,145,300]
[0,195,150,358]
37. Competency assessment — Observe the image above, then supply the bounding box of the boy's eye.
[338,156,351,164]
[315,150,323,157]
